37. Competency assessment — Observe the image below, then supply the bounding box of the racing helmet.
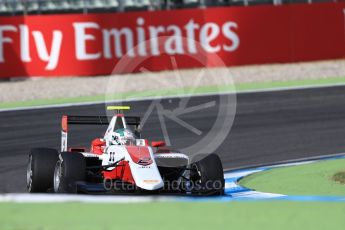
[111,128,136,145]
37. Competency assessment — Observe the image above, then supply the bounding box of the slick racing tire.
[27,148,59,193]
[190,154,225,196]
[54,152,86,193]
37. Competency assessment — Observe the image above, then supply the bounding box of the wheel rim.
[53,161,62,193]
[26,155,33,192]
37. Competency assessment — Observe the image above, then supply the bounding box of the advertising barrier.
[0,3,344,77]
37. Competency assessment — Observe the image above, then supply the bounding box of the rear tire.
[54,152,86,193]
[190,154,225,196]
[27,148,59,193]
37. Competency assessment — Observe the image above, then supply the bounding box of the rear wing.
[62,115,141,128]
[61,115,141,152]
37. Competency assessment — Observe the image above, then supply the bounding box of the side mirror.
[151,141,166,148]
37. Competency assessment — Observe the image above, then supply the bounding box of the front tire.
[54,152,86,193]
[190,154,225,196]
[27,148,59,193]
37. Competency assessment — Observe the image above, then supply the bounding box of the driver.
[110,128,136,146]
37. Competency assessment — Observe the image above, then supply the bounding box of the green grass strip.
[1,76,345,109]
[240,158,345,196]
[1,201,345,230]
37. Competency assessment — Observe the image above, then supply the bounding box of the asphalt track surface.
[1,85,345,193]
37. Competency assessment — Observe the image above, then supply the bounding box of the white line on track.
[0,194,177,203]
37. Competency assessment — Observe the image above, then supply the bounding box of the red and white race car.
[27,106,224,195]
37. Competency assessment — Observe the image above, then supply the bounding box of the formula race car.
[27,106,224,195]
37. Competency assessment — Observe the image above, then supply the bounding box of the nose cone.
[137,179,165,191]
[125,146,164,191]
